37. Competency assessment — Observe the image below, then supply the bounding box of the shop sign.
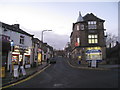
[86,49,102,61]
[86,50,101,54]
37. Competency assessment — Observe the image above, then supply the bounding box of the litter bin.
[14,65,19,78]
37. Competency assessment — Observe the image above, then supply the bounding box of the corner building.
[70,12,106,64]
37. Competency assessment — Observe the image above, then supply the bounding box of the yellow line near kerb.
[2,64,51,89]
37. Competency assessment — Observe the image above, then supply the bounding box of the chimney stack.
[13,24,20,29]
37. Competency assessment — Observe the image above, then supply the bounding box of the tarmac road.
[7,57,119,88]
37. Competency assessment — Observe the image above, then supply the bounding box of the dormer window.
[88,21,97,29]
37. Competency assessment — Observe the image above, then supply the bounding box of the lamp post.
[41,30,52,42]
[41,30,52,64]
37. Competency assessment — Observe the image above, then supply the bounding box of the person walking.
[47,58,49,64]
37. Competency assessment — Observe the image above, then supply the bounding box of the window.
[77,37,80,44]
[88,21,97,29]
[80,24,84,30]
[75,37,80,46]
[77,25,79,30]
[88,34,98,44]
[20,36,24,44]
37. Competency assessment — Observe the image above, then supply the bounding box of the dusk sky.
[0,0,119,50]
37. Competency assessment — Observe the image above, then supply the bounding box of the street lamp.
[41,30,52,42]
[41,30,52,65]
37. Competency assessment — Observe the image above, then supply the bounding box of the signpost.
[91,60,97,68]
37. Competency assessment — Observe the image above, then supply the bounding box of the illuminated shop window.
[88,34,98,44]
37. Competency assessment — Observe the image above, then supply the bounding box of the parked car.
[49,57,56,64]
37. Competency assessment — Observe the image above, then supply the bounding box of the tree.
[106,33,118,48]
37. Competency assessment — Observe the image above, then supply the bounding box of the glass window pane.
[88,39,92,43]
[91,21,94,24]
[91,39,94,43]
[88,21,91,24]
[88,35,92,38]
[94,21,96,24]
[92,35,94,38]
[94,39,98,43]
[81,25,84,30]
[77,25,79,30]
[94,25,97,29]
[94,35,98,38]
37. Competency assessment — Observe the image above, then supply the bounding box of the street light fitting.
[41,30,52,42]
[47,30,52,31]
[42,30,52,32]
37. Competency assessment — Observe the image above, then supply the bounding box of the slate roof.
[1,22,34,37]
[83,13,105,22]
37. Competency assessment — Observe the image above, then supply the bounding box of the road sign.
[91,60,97,68]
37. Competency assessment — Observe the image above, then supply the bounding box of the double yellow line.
[2,64,51,89]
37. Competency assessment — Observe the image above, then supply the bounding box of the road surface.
[8,57,119,88]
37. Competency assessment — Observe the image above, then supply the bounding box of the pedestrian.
[47,58,49,63]
[18,61,22,73]
[78,60,81,64]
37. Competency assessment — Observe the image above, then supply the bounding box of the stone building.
[70,12,106,64]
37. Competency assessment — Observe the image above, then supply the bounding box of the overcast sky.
[0,0,119,50]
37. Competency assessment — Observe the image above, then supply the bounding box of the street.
[8,57,118,88]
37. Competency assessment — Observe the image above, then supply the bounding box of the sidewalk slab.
[2,62,48,87]
[67,58,120,70]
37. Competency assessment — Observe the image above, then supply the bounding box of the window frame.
[77,25,79,30]
[20,35,25,44]
[88,21,97,29]
[88,34,98,44]
[80,24,84,30]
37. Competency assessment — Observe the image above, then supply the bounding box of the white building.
[1,22,34,71]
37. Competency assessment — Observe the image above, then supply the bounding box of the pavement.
[2,61,49,87]
[67,58,120,70]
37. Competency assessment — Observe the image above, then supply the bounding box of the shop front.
[12,46,20,65]
[85,47,102,61]
[37,48,42,65]
[1,35,10,78]
[24,49,31,68]
[12,45,31,68]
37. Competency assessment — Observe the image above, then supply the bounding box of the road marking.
[2,64,51,89]
[53,84,63,87]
